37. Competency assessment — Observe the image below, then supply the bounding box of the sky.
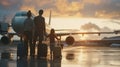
[0,0,120,40]
[0,0,120,18]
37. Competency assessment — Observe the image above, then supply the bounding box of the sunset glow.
[0,0,120,18]
[0,0,120,40]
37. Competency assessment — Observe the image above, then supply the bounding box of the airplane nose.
[12,17,26,34]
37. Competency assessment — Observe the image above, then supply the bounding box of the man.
[33,9,46,57]
[23,10,34,57]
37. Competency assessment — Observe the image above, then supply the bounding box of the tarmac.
[0,41,120,67]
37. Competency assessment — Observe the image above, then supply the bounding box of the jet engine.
[65,36,75,45]
[1,36,10,44]
[0,23,10,44]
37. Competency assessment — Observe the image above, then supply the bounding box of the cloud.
[80,22,101,31]
[81,0,120,19]
[52,0,120,19]
[52,0,101,17]
[0,0,23,23]
[101,27,112,32]
[83,0,101,5]
[0,0,120,19]
[0,0,19,7]
[0,0,22,12]
[95,10,120,19]
[0,0,11,7]
[52,0,84,17]
[80,22,112,32]
[19,0,52,15]
[110,20,120,25]
[79,22,113,40]
[20,0,50,7]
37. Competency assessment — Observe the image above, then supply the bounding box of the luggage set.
[17,42,48,59]
[17,41,62,59]
[17,42,26,59]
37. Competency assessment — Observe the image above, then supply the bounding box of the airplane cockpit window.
[15,11,34,17]
[15,12,27,16]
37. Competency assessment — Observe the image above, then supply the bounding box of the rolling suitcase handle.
[57,40,63,49]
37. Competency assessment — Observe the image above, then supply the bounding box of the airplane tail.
[48,10,51,25]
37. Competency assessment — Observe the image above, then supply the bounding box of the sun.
[80,37,87,40]
[81,36,89,40]
[77,30,89,40]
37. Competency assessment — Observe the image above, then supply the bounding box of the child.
[47,28,59,58]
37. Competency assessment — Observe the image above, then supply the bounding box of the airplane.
[0,10,120,45]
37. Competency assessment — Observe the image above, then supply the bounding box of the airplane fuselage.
[12,11,50,36]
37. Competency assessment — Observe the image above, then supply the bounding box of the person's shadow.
[0,59,9,67]
[17,58,48,67]
[50,58,61,67]
[37,58,48,67]
[17,58,28,67]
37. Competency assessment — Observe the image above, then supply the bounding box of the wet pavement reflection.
[0,45,17,67]
[62,46,120,67]
[0,44,120,67]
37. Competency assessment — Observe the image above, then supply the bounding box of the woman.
[23,10,34,57]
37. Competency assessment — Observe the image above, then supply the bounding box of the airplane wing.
[8,33,18,35]
[55,29,79,31]
[48,11,118,36]
[55,31,117,36]
[114,30,120,34]
[55,30,120,45]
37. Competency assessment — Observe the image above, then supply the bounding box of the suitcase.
[53,41,62,59]
[37,43,48,58]
[53,46,62,59]
[17,42,26,59]
[55,40,63,49]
